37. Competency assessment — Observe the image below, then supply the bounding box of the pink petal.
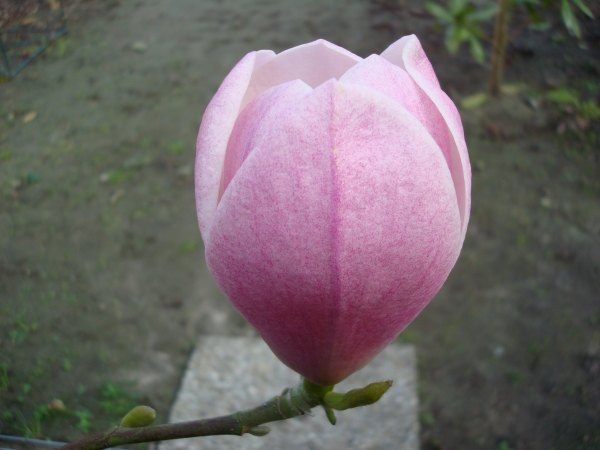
[239,40,362,111]
[220,80,313,200]
[381,35,471,245]
[339,54,452,168]
[195,50,275,243]
[206,80,462,385]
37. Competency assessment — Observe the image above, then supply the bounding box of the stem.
[58,380,323,450]
[488,0,511,97]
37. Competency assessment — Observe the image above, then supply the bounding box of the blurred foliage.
[426,0,498,63]
[98,382,139,417]
[547,88,600,120]
[560,0,594,38]
[426,0,595,64]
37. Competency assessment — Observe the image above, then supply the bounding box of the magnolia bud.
[120,405,156,428]
[323,381,393,411]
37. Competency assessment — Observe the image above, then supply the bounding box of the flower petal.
[381,35,471,244]
[339,54,452,168]
[206,80,461,385]
[240,40,362,111]
[195,50,275,243]
[221,80,313,200]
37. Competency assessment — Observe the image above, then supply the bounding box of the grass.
[507,370,524,386]
[178,239,200,253]
[63,358,73,373]
[0,149,12,161]
[168,141,185,154]
[98,382,139,417]
[74,409,93,433]
[107,170,130,184]
[420,412,435,426]
[0,362,9,391]
[9,314,38,344]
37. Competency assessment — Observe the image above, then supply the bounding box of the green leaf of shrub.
[572,0,594,18]
[469,5,499,22]
[546,88,580,105]
[426,2,454,23]
[469,36,486,63]
[450,0,469,15]
[561,0,581,39]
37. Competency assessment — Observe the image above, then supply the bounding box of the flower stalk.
[57,378,392,450]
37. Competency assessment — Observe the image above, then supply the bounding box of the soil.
[0,0,599,449]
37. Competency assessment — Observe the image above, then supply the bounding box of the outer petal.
[381,35,471,245]
[206,80,462,385]
[240,40,362,111]
[195,49,275,243]
[339,54,452,168]
[220,80,312,200]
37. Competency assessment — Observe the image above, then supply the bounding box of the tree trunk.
[488,0,511,97]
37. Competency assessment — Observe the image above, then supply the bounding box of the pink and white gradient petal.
[381,35,471,245]
[195,50,275,243]
[240,40,363,111]
[220,80,312,201]
[339,54,452,168]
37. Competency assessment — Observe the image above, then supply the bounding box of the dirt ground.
[0,0,599,449]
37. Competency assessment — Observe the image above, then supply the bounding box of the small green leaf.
[460,92,488,109]
[469,5,499,22]
[324,406,337,425]
[500,84,524,95]
[572,0,594,18]
[120,405,156,428]
[469,36,486,63]
[450,0,469,15]
[546,88,580,106]
[445,26,468,53]
[246,425,270,436]
[561,0,581,39]
[579,100,600,120]
[425,2,454,23]
[323,380,392,411]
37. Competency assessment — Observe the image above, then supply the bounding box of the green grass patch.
[396,326,418,344]
[507,370,524,386]
[0,150,12,162]
[98,382,139,417]
[420,412,435,426]
[53,37,69,58]
[63,358,73,373]
[178,239,200,253]
[74,409,93,433]
[107,170,130,184]
[168,141,185,154]
[0,362,9,391]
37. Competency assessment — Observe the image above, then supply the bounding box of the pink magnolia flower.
[195,35,471,386]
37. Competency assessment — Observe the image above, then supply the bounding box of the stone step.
[160,336,418,450]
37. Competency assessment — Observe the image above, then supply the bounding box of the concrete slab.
[160,336,418,450]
